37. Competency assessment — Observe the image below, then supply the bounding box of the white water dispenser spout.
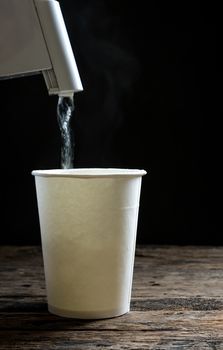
[0,0,83,98]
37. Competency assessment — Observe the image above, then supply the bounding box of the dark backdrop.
[0,1,219,245]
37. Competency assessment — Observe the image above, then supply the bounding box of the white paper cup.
[32,168,146,319]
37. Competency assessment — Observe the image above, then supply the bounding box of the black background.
[0,1,219,245]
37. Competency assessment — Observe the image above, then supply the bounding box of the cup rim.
[32,168,147,178]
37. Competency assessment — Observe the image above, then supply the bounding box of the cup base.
[48,304,130,319]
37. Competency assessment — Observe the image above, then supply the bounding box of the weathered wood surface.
[1,245,223,349]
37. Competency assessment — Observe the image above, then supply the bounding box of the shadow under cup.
[32,168,147,319]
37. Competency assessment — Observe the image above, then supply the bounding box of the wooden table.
[0,245,223,349]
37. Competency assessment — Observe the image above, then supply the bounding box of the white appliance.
[0,0,83,97]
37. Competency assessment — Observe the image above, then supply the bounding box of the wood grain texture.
[1,245,223,349]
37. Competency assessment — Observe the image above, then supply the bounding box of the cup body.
[32,168,146,319]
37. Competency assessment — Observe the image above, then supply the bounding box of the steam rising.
[57,96,74,169]
[61,1,140,165]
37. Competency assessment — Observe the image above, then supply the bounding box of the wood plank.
[133,245,223,299]
[1,296,223,313]
[0,330,223,350]
[0,246,45,297]
[0,310,223,332]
